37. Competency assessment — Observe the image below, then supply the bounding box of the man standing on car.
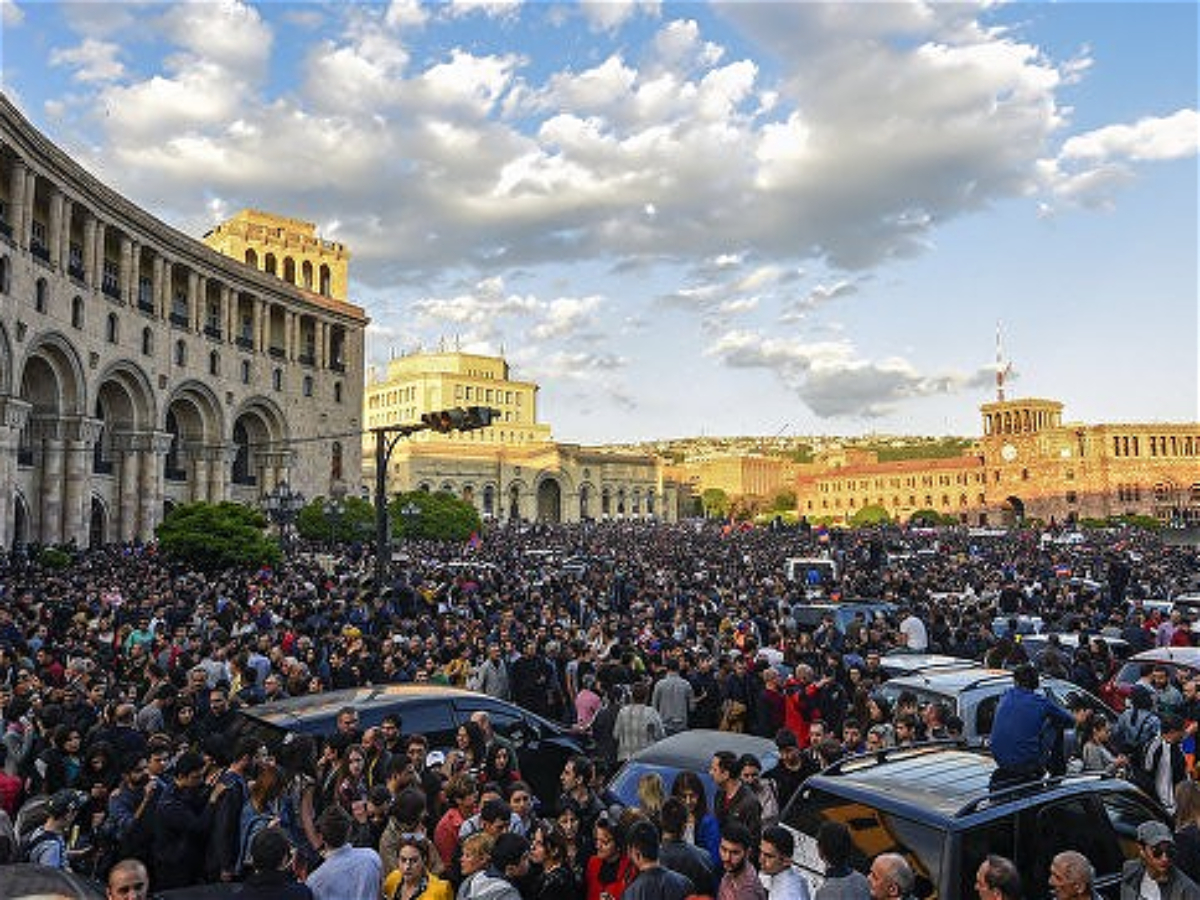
[1120,821,1200,900]
[988,664,1073,791]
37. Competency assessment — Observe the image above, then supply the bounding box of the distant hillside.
[598,434,974,462]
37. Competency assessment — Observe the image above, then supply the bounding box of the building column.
[220,285,232,342]
[0,398,32,549]
[118,235,133,306]
[112,431,141,542]
[153,257,167,318]
[8,160,27,248]
[209,443,235,503]
[137,431,173,539]
[187,446,209,502]
[33,416,65,544]
[253,299,266,352]
[62,416,103,547]
[92,220,107,291]
[317,321,328,368]
[21,169,36,249]
[48,189,64,271]
[83,215,97,288]
[187,270,199,330]
[286,310,297,359]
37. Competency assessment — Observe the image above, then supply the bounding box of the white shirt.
[766,866,812,900]
[899,615,929,651]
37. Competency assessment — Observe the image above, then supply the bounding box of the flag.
[465,532,482,550]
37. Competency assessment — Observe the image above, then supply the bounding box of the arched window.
[142,327,153,356]
[319,264,331,296]
[483,485,495,516]
[175,339,187,366]
[264,253,277,275]
[35,278,48,313]
[302,260,314,290]
[209,351,220,376]
[245,249,258,267]
[71,296,85,329]
[106,313,119,344]
[0,255,10,293]
[334,382,343,403]
[283,257,297,284]
[272,368,282,391]
[303,374,313,397]
[241,360,251,384]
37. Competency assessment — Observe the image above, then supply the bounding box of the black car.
[780,745,1168,900]
[234,685,587,803]
[606,730,778,807]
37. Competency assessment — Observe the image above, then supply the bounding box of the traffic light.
[420,407,499,433]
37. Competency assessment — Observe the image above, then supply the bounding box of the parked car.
[875,667,1114,754]
[780,745,1168,899]
[878,653,981,679]
[1018,633,1132,665]
[234,685,587,804]
[1102,646,1200,710]
[606,730,777,808]
[792,600,896,635]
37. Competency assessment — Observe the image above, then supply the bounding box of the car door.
[1017,794,1124,899]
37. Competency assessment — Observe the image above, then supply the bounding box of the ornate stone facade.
[363,350,680,523]
[797,397,1200,526]
[0,93,366,548]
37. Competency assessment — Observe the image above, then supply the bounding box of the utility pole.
[372,406,499,590]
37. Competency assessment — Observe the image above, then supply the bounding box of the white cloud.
[1061,109,1199,162]
[158,0,273,79]
[529,296,604,341]
[707,330,992,418]
[579,0,659,33]
[385,0,428,29]
[49,38,125,83]
[448,0,522,20]
[1,0,23,27]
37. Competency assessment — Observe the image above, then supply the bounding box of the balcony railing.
[101,282,121,300]
[232,472,258,487]
[236,336,254,351]
[17,448,33,467]
[138,299,156,315]
[31,243,50,263]
[268,346,286,360]
[93,459,114,475]
[330,360,346,373]
[164,466,188,482]
[0,220,11,239]
[68,263,85,281]
[169,312,189,328]
[204,325,223,340]
[298,353,316,367]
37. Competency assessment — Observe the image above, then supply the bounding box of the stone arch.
[11,491,29,549]
[578,481,596,520]
[301,260,314,290]
[507,480,527,521]
[1002,495,1025,527]
[245,248,258,267]
[88,495,108,547]
[164,381,224,488]
[19,332,87,417]
[264,253,277,276]
[94,361,157,473]
[283,256,297,285]
[231,396,289,490]
[481,483,496,517]
[536,476,562,523]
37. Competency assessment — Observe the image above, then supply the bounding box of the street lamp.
[322,496,344,551]
[263,481,305,556]
[401,501,421,539]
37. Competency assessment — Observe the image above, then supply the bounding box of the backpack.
[20,827,64,865]
[236,802,275,876]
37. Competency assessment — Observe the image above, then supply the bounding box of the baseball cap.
[1138,821,1174,847]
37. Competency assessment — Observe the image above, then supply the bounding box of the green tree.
[701,488,730,518]
[772,489,798,512]
[850,504,891,527]
[156,501,281,570]
[389,491,481,542]
[909,508,955,527]
[297,495,376,544]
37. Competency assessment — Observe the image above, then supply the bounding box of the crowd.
[0,519,1198,900]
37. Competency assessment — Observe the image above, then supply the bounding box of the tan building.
[666,453,790,505]
[797,396,1200,526]
[0,93,366,548]
[363,350,680,523]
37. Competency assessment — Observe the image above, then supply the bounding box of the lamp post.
[322,496,344,552]
[263,481,305,556]
[401,501,421,540]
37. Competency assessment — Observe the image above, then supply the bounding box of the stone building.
[797,396,1200,526]
[665,453,792,505]
[0,93,366,548]
[363,350,680,523]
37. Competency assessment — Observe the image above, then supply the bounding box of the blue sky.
[2,0,1196,444]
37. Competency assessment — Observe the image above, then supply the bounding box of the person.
[459,832,521,900]
[560,756,606,855]
[435,774,478,867]
[1049,851,1098,900]
[305,806,383,900]
[623,819,693,900]
[670,770,720,864]
[1140,712,1189,815]
[1113,684,1161,757]
[23,788,84,870]
[1176,780,1200,884]
[585,812,637,900]
[103,755,158,870]
[739,754,779,830]
[490,832,533,899]
[1079,712,1126,775]
[651,658,695,736]
[867,853,914,900]
[614,681,665,762]
[531,821,582,900]
[636,773,666,828]
[383,834,454,900]
[659,797,715,896]
[717,822,767,900]
[1120,821,1200,900]
[813,821,869,900]
[764,729,807,812]
[241,827,316,900]
[710,751,762,848]
[988,664,1073,790]
[208,735,264,883]
[760,825,810,900]
[153,750,220,890]
[107,858,150,900]
[975,855,1021,900]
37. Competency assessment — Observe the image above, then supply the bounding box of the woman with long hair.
[456,721,487,773]
[335,744,369,814]
[532,821,582,900]
[482,742,520,786]
[382,834,453,900]
[669,770,720,864]
[277,734,322,876]
[1175,780,1200,883]
[583,812,636,900]
[555,797,587,882]
[636,773,666,828]
[1080,713,1126,775]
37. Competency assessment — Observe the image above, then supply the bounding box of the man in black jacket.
[240,827,315,900]
[205,735,264,882]
[153,751,219,889]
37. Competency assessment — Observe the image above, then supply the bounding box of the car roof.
[879,653,982,674]
[239,684,478,726]
[884,667,1014,693]
[804,746,1137,824]
[1129,647,1200,666]
[626,730,775,768]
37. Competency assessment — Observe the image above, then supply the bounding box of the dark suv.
[234,685,587,803]
[780,745,1167,900]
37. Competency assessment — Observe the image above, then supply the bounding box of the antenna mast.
[995,321,1013,402]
